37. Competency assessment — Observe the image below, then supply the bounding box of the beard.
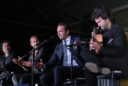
[101,22,107,30]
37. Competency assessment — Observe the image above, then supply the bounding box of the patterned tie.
[63,41,67,66]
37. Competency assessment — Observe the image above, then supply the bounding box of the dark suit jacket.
[44,36,84,70]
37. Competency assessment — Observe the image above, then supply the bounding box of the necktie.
[63,41,67,66]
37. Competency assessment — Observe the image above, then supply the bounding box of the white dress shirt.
[62,35,78,66]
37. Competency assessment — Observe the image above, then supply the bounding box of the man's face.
[57,25,69,40]
[95,17,107,30]
[2,42,11,53]
[30,36,40,49]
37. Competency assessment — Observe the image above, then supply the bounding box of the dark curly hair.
[91,6,115,23]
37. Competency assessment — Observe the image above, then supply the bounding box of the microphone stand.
[18,35,55,86]
[68,44,86,86]
[31,36,55,86]
[18,48,35,86]
[31,49,35,86]
[71,52,73,86]
[31,40,47,86]
[68,46,74,86]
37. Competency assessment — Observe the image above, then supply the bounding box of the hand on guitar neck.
[12,56,24,66]
[12,56,29,71]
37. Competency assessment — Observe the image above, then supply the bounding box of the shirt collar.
[62,35,71,45]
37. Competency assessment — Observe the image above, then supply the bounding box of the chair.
[63,77,85,86]
[97,70,123,86]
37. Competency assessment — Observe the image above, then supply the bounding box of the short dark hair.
[91,6,115,23]
[0,40,11,52]
[58,22,70,31]
[30,35,39,41]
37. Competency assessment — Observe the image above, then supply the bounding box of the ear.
[67,30,70,34]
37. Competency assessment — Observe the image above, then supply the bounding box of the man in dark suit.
[84,6,127,86]
[39,22,85,86]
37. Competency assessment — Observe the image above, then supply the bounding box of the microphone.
[36,35,56,49]
[18,35,56,60]
[67,41,90,47]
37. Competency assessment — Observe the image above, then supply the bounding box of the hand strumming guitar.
[89,39,101,54]
[34,59,44,69]
[89,26,103,54]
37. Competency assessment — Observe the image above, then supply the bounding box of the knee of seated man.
[54,66,63,73]
[40,73,48,82]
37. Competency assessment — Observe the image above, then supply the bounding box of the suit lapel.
[58,43,63,61]
[70,36,74,45]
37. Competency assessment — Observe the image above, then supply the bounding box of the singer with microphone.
[12,35,50,85]
[38,22,85,86]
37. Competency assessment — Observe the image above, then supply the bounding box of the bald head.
[30,35,40,49]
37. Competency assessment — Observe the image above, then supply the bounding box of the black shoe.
[85,62,110,75]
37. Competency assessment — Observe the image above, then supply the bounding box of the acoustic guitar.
[90,27,103,54]
[91,26,103,46]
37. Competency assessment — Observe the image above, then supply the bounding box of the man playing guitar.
[12,35,45,85]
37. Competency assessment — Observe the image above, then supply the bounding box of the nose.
[34,42,37,45]
[5,46,8,49]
